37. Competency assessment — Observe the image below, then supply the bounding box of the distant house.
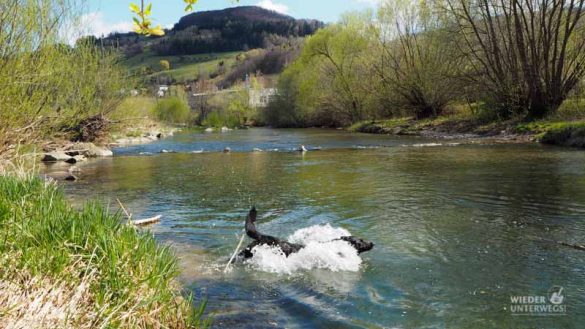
[249,88,277,108]
[157,85,169,98]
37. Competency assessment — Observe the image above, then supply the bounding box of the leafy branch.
[130,0,236,36]
[130,1,164,36]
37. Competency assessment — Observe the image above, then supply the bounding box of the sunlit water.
[43,128,585,328]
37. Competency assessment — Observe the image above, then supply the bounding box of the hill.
[100,6,323,56]
[173,6,302,30]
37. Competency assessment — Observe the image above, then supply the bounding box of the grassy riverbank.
[349,103,585,147]
[0,170,209,328]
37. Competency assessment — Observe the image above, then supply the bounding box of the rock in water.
[77,143,113,157]
[64,175,78,181]
[65,155,86,164]
[223,147,231,153]
[204,128,215,133]
[41,152,72,162]
[90,147,113,157]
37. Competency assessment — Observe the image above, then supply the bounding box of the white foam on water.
[245,224,363,274]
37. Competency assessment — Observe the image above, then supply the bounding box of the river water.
[44,128,585,328]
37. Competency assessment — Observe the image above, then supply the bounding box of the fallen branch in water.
[536,236,585,251]
[116,198,161,226]
[133,215,162,226]
[558,241,585,251]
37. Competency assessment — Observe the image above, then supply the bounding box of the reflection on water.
[44,128,585,328]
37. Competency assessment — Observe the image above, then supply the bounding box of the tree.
[159,59,171,70]
[447,0,585,118]
[375,0,463,119]
[302,13,378,125]
[264,12,383,127]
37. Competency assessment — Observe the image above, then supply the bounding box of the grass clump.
[539,121,585,147]
[0,175,209,328]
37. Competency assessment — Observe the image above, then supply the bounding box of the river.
[43,128,585,328]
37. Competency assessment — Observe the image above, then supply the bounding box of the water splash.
[245,224,364,274]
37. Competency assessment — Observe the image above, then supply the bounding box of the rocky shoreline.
[40,129,177,181]
[351,119,539,145]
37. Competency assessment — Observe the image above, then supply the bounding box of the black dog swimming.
[239,207,374,259]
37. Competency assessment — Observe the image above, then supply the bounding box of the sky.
[80,0,380,38]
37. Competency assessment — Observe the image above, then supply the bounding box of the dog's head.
[339,236,374,254]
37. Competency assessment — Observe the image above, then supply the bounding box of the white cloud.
[79,12,133,38]
[61,11,134,44]
[256,0,289,14]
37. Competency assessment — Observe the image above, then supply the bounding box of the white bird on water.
[298,145,308,153]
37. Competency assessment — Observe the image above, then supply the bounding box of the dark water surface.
[44,128,585,328]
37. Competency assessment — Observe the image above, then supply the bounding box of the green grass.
[348,118,407,131]
[125,50,246,82]
[0,174,209,328]
[538,121,585,147]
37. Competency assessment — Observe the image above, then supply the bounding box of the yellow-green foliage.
[204,89,251,127]
[0,0,128,154]
[111,96,157,121]
[160,59,171,70]
[152,97,192,124]
[265,14,381,127]
[109,96,159,134]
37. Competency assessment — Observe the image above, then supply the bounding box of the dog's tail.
[245,206,260,240]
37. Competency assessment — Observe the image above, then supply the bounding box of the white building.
[249,88,277,108]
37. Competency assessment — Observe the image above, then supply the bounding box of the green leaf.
[145,3,152,16]
[184,0,198,12]
[149,25,165,36]
[129,3,140,14]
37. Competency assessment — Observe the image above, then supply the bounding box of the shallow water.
[44,128,585,328]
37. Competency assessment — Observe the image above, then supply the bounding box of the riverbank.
[0,169,209,328]
[349,116,585,147]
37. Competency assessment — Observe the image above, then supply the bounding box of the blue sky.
[81,0,379,37]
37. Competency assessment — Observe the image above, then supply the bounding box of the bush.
[152,97,192,124]
[203,90,252,128]
[0,1,128,153]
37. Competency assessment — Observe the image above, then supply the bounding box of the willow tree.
[302,13,378,125]
[447,0,585,118]
[375,0,463,119]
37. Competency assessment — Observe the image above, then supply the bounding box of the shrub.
[152,97,192,124]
